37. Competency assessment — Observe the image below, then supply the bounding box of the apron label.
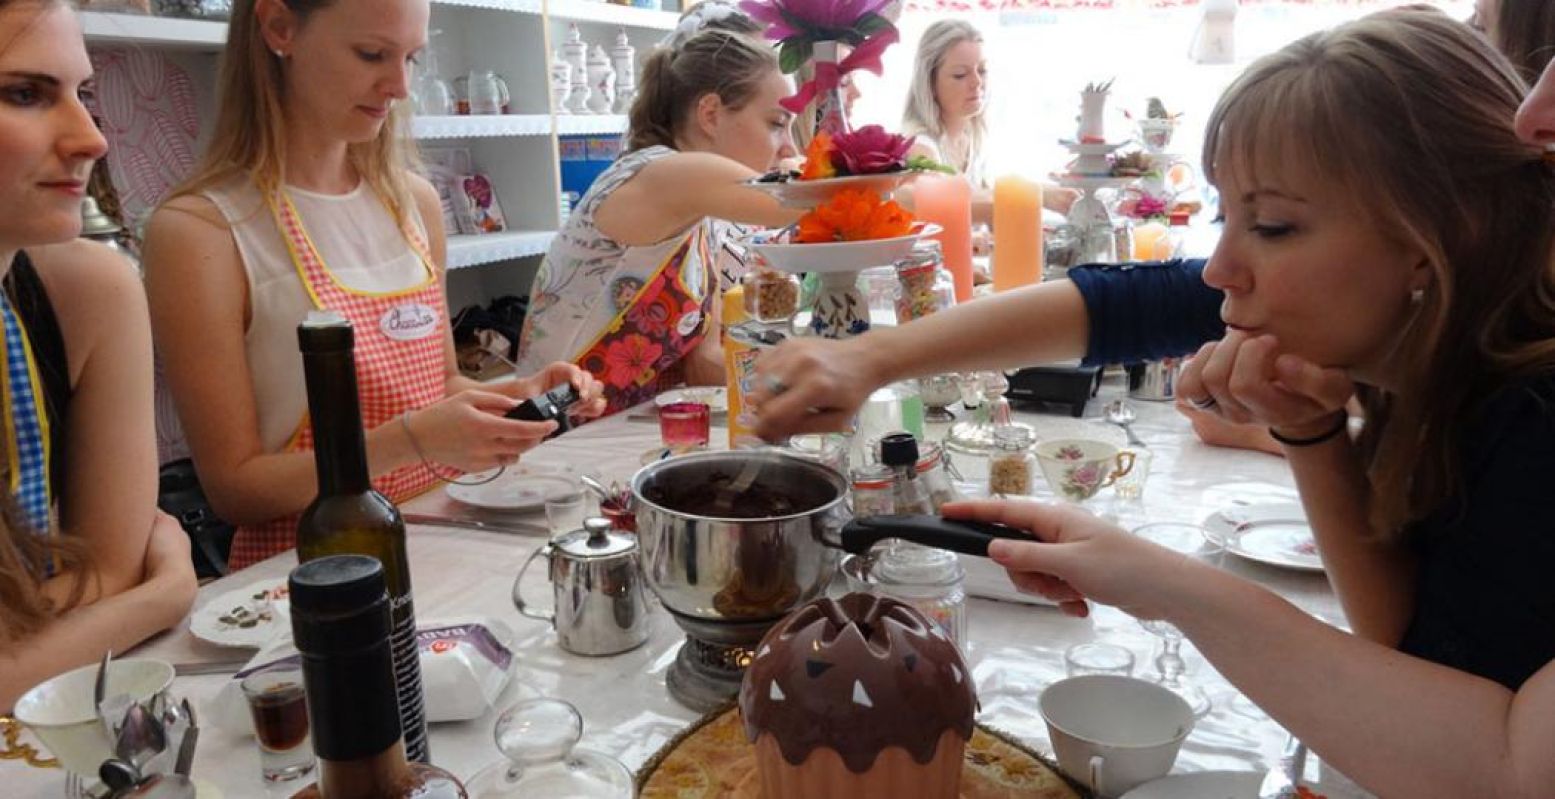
[381,302,441,341]
[677,309,703,338]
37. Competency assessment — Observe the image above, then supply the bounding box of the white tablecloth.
[7,377,1355,798]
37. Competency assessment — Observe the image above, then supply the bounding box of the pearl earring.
[1410,288,1425,305]
[273,49,285,59]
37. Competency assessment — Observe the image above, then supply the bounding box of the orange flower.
[799,131,838,181]
[795,188,915,243]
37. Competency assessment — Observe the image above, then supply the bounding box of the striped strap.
[0,287,52,531]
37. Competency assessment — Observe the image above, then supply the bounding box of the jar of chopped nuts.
[850,464,896,518]
[741,268,801,323]
[988,426,1037,496]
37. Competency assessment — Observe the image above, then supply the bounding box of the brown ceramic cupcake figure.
[739,593,978,798]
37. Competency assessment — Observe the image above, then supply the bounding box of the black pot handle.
[837,514,1032,557]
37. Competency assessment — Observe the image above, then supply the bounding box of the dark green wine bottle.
[294,311,429,764]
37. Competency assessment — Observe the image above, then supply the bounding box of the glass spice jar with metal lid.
[740,267,801,324]
[988,425,1037,496]
[849,463,896,519]
[893,240,955,324]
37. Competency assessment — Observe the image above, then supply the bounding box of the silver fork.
[1258,735,1309,799]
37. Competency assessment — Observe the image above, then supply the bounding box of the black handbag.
[157,458,234,580]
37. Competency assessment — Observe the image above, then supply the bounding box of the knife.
[173,702,198,777]
[402,513,549,536]
[172,660,251,677]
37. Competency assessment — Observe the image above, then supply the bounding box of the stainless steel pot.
[630,450,849,647]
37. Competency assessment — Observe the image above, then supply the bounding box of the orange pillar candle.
[992,175,1044,292]
[915,174,975,303]
[1131,221,1170,261]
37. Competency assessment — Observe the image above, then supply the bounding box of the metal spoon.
[116,702,167,774]
[99,757,141,793]
[94,650,112,710]
[1104,399,1146,448]
[578,474,614,504]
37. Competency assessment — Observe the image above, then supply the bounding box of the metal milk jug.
[513,518,650,656]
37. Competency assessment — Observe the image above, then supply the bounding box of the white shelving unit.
[412,114,554,139]
[447,230,557,268]
[80,2,681,312]
[554,114,630,136]
[80,11,227,51]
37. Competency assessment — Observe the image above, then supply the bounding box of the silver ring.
[1187,395,1217,411]
[763,375,789,395]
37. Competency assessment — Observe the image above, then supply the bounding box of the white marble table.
[8,377,1354,798]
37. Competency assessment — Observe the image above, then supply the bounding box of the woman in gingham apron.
[0,0,198,711]
[515,29,802,414]
[142,0,601,570]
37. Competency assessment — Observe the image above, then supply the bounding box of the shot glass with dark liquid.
[241,666,316,783]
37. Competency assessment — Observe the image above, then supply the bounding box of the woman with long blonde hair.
[0,0,195,710]
[143,0,602,570]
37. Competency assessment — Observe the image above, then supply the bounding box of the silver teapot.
[513,518,650,656]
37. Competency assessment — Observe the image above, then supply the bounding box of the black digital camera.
[506,382,581,437]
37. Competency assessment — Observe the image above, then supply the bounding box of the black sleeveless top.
[4,251,71,496]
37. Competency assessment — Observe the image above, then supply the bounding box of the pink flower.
[739,0,894,42]
[830,125,914,175]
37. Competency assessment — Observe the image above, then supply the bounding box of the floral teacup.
[1036,439,1135,502]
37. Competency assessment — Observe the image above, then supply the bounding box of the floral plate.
[1201,502,1324,573]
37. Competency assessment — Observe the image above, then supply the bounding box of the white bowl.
[744,172,917,208]
[14,658,175,775]
[745,223,941,274]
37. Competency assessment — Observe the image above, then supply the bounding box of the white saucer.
[445,463,576,512]
[1121,769,1365,798]
[1202,502,1324,572]
[189,580,291,649]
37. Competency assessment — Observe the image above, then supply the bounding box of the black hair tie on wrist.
[1269,413,1349,447]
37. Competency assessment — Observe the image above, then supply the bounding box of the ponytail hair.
[626,29,778,153]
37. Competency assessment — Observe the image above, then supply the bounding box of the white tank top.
[183,177,430,454]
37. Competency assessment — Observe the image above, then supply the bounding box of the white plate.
[655,386,728,414]
[746,224,941,274]
[1057,174,1138,191]
[1059,140,1131,155]
[445,464,576,512]
[744,172,917,208]
[189,580,291,648]
[1203,502,1324,572]
[1121,769,1366,799]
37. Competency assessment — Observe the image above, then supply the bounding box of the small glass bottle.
[872,433,968,647]
[988,426,1037,496]
[912,441,962,511]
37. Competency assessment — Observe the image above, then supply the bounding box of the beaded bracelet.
[400,411,505,486]
[1269,413,1349,447]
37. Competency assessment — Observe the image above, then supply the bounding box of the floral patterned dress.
[518,146,748,415]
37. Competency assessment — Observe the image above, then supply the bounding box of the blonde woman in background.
[0,0,195,710]
[143,0,600,570]
[901,19,1076,223]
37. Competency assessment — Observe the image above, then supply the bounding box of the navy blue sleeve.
[1067,258,1226,366]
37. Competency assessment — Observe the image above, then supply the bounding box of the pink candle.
[915,174,975,303]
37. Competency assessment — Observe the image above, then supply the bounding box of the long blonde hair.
[900,19,987,181]
[169,0,419,221]
[1204,8,1555,536]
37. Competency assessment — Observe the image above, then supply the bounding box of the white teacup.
[1035,439,1135,502]
[13,659,175,775]
[1039,674,1195,798]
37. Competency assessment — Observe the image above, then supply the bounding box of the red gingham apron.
[228,185,447,569]
[574,227,715,415]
